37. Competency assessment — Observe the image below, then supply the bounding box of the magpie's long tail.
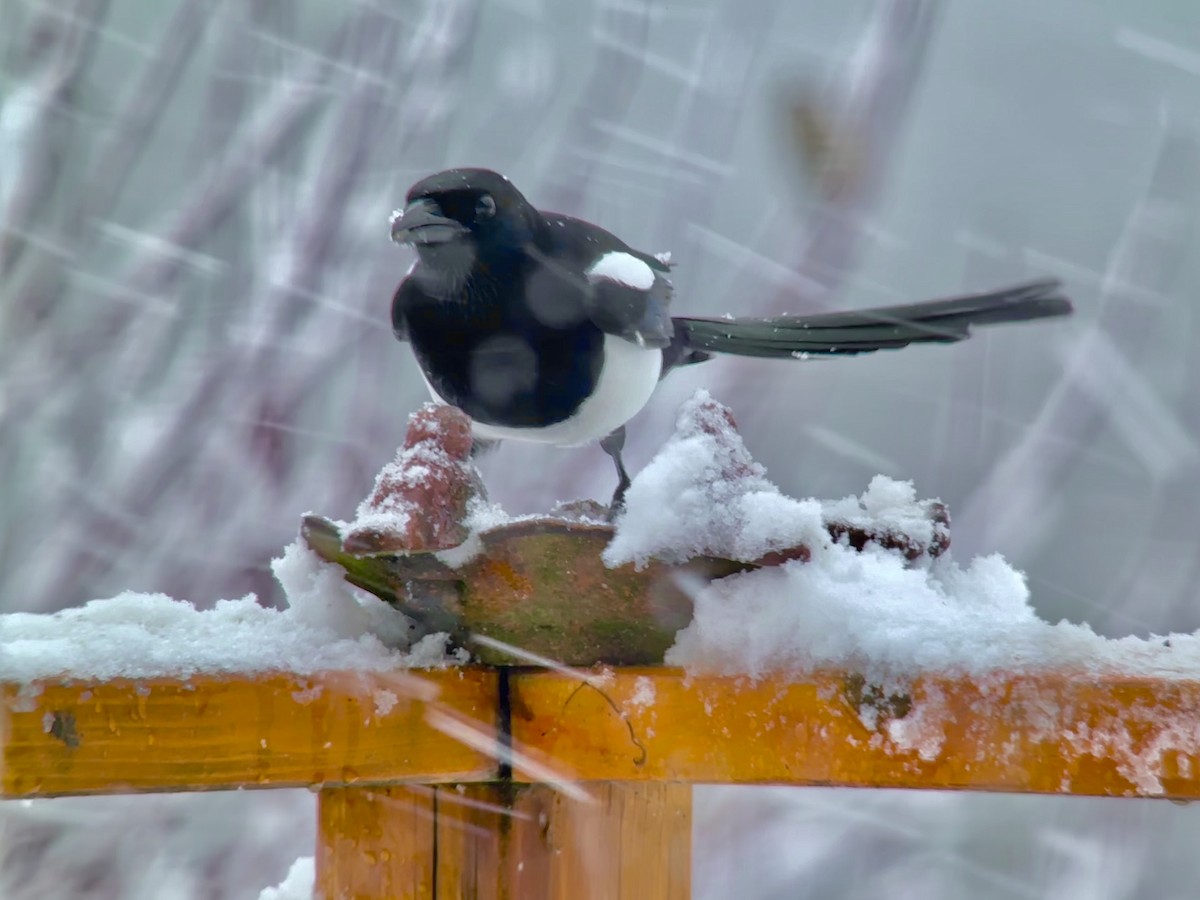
[671,278,1072,362]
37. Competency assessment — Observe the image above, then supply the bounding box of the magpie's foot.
[606,488,628,523]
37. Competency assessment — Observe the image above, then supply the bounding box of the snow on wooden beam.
[4,666,1199,800]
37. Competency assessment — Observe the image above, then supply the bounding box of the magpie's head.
[391,168,537,274]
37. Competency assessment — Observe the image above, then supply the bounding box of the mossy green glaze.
[302,515,746,666]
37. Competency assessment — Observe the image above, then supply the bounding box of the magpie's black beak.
[390,198,468,246]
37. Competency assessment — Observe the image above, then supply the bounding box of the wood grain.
[316,782,691,900]
[1,668,498,797]
[7,666,1200,800]
[508,667,1200,799]
[318,786,437,900]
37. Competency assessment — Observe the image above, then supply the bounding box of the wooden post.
[316,782,691,900]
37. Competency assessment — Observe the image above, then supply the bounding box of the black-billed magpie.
[389,167,1072,511]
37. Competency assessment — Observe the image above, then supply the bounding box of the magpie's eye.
[475,195,496,220]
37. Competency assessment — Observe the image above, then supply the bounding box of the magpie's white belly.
[421,335,663,446]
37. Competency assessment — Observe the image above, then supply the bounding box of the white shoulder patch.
[586,251,656,291]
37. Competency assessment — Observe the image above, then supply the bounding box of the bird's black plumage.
[396,268,607,429]
[390,167,1073,511]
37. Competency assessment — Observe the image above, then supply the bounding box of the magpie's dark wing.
[536,212,675,348]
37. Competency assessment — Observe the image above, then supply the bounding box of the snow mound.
[0,539,463,682]
[668,548,1042,678]
[822,474,948,559]
[604,389,828,567]
[608,390,1200,685]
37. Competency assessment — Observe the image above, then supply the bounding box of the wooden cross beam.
[5,667,1199,897]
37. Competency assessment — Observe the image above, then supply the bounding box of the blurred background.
[2,0,1199,896]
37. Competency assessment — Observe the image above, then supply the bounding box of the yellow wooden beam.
[1,669,498,797]
[508,668,1200,799]
[6,666,1200,799]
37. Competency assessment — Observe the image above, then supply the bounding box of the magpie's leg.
[599,427,631,519]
